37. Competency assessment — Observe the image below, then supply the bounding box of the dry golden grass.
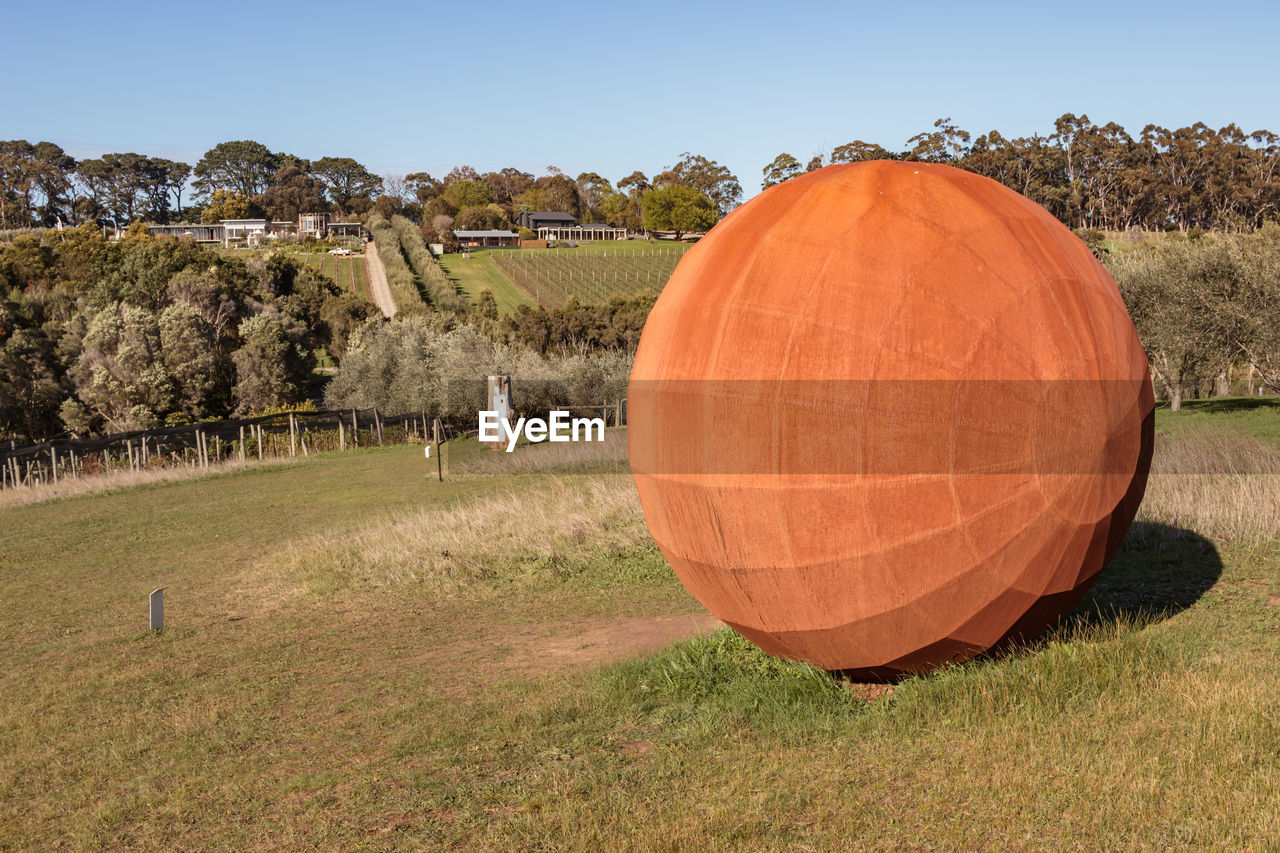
[265,474,647,596]
[1140,429,1280,545]
[0,457,302,510]
[449,427,629,475]
[267,424,1280,600]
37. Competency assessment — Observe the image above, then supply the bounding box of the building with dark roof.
[515,211,578,231]
[454,229,520,248]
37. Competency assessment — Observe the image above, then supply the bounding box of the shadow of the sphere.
[1067,520,1223,628]
[832,522,1222,685]
[1162,396,1280,415]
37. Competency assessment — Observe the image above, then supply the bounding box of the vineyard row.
[493,249,686,307]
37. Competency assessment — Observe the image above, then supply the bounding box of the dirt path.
[418,611,724,694]
[363,241,397,317]
[521,612,723,673]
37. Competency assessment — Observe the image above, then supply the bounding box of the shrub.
[324,316,633,419]
[364,214,427,313]
[390,215,468,314]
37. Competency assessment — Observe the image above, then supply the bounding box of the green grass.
[1155,395,1280,446]
[436,249,537,315]
[4,412,1280,847]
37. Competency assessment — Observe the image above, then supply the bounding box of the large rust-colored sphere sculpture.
[628,162,1154,679]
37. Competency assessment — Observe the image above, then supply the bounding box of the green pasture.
[436,249,537,315]
[1155,396,1280,446]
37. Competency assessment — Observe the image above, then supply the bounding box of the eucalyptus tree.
[761,153,802,190]
[653,153,742,214]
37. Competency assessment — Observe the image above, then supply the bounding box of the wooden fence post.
[339,417,346,452]
[256,425,263,460]
[351,410,359,448]
[374,408,384,446]
[432,417,442,482]
[239,425,246,463]
[51,447,58,485]
[289,414,297,457]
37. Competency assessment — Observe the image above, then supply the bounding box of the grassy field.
[1155,396,1280,445]
[3,406,1279,848]
[436,249,537,315]
[439,240,691,313]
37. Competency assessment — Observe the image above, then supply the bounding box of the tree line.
[0,139,390,230]
[764,114,1280,231]
[1106,226,1280,409]
[1,139,742,241]
[398,153,738,246]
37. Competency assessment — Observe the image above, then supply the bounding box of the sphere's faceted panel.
[628,161,1154,678]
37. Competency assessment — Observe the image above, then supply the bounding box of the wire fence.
[0,401,629,491]
[0,408,436,491]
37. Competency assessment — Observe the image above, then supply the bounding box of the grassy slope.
[0,440,699,848]
[436,250,537,315]
[3,410,1280,848]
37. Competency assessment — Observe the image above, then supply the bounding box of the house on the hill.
[454,229,520,248]
[299,212,364,239]
[544,222,627,241]
[299,212,329,237]
[146,212,367,246]
[221,219,269,245]
[514,210,627,242]
[143,223,224,242]
[516,211,578,231]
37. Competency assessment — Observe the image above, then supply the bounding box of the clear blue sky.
[2,0,1277,199]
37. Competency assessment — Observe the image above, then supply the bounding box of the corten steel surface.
[628,161,1154,679]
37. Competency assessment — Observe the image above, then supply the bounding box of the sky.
[2,0,1278,201]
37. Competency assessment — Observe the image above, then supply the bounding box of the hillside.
[2,403,1279,847]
